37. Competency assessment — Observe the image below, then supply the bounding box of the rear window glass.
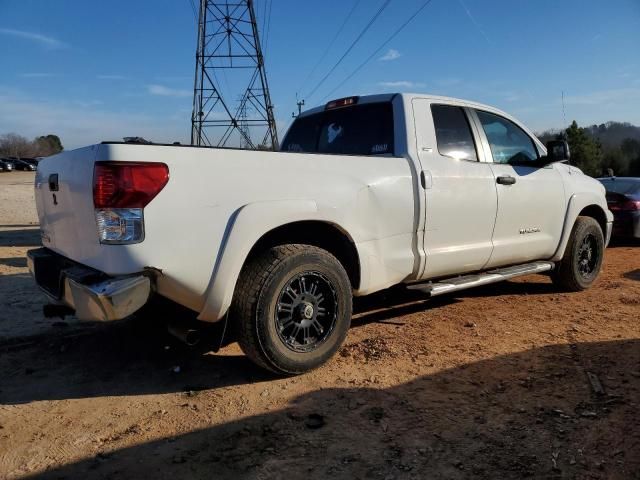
[431,104,478,161]
[281,102,394,156]
[599,179,640,195]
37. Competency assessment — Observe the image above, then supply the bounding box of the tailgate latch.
[48,173,59,191]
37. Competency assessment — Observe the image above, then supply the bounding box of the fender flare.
[551,192,613,262]
[197,199,346,322]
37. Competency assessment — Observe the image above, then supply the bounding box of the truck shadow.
[0,256,27,268]
[0,277,565,405]
[0,227,41,247]
[0,319,271,405]
[22,339,640,479]
[623,269,640,282]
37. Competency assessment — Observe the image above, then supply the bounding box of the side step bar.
[407,261,554,297]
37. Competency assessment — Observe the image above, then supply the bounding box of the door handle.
[496,175,516,185]
[420,170,432,189]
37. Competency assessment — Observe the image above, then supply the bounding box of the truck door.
[412,99,498,279]
[469,109,565,267]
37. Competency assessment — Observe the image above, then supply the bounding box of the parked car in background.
[12,158,37,171]
[598,177,640,239]
[0,159,15,172]
[21,157,40,167]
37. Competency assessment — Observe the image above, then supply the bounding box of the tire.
[552,216,605,291]
[231,244,352,375]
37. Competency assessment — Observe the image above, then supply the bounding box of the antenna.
[190,0,279,150]
[561,90,566,127]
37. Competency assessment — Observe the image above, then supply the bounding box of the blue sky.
[1,0,639,149]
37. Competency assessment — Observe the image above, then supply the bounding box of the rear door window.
[431,104,478,161]
[281,102,394,156]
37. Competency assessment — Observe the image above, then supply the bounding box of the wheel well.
[579,205,608,235]
[245,221,361,289]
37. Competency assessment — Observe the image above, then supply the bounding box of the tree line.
[0,133,64,158]
[2,122,640,178]
[538,121,640,178]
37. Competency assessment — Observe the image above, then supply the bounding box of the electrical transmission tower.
[190,0,278,149]
[238,99,251,149]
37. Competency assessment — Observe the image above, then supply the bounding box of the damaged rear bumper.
[27,248,152,322]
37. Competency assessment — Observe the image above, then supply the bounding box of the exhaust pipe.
[167,322,201,346]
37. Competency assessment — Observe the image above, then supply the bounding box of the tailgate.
[35,146,100,261]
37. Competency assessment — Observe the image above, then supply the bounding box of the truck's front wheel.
[231,244,352,375]
[552,216,605,291]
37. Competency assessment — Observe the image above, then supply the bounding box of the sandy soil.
[0,172,86,342]
[0,172,639,479]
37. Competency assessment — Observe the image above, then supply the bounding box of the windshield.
[281,102,394,156]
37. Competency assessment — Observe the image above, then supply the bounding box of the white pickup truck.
[28,93,612,374]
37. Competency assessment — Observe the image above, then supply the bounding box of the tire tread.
[231,244,348,374]
[552,216,604,292]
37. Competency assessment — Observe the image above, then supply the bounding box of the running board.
[407,261,554,297]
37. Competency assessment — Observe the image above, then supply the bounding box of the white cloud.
[0,87,189,148]
[0,28,67,49]
[378,81,425,89]
[563,88,640,106]
[435,77,463,87]
[155,75,192,83]
[147,84,191,97]
[97,75,126,80]
[18,73,57,78]
[379,49,401,61]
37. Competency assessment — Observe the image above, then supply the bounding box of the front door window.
[476,110,538,165]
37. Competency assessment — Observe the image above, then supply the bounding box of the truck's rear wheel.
[552,216,604,291]
[231,244,352,375]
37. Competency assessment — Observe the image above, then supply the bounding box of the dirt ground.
[0,171,639,479]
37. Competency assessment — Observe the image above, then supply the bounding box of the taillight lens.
[610,200,640,212]
[93,162,169,244]
[93,162,169,208]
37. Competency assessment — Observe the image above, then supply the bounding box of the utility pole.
[190,0,279,150]
[292,97,305,118]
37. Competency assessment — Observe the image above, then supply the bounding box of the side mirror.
[545,140,570,163]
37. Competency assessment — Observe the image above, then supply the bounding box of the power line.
[260,0,268,37]
[304,0,392,101]
[188,0,198,22]
[263,0,273,58]
[297,0,361,95]
[321,0,436,102]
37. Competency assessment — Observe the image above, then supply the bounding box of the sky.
[1,0,639,149]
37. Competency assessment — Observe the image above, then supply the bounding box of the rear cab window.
[431,104,478,161]
[281,101,394,156]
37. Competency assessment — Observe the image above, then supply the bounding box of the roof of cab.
[300,92,513,119]
[297,92,541,148]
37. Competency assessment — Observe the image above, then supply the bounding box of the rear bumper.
[27,248,152,322]
[606,220,613,246]
[611,211,640,239]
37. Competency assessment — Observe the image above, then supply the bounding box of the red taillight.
[93,162,169,208]
[610,200,640,212]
